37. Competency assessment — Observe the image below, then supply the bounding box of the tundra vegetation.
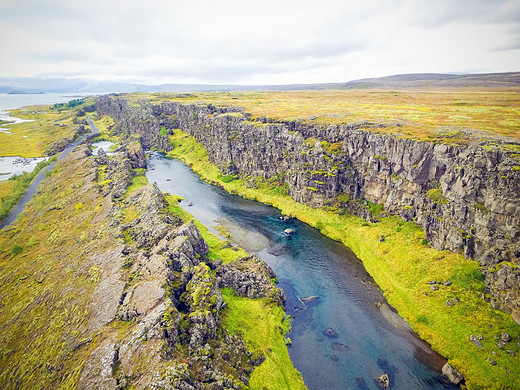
[0,98,95,157]
[126,89,520,143]
[1,87,519,389]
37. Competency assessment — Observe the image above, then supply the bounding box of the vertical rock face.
[96,95,520,319]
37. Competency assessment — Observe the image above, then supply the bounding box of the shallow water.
[0,92,94,126]
[146,154,457,390]
[0,156,48,181]
[91,140,116,156]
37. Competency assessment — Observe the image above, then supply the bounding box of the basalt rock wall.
[96,95,520,321]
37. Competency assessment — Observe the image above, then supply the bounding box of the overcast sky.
[0,0,519,85]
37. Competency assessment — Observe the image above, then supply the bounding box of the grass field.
[167,128,520,390]
[0,149,114,389]
[125,89,520,144]
[0,106,78,157]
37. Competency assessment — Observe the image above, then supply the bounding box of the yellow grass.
[0,106,78,157]
[0,180,15,198]
[127,89,520,143]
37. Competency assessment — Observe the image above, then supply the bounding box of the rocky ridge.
[13,139,286,389]
[96,94,520,323]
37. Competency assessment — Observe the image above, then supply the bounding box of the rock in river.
[301,295,319,303]
[324,327,338,338]
[379,373,390,389]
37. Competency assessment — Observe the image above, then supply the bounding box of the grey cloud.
[0,0,519,84]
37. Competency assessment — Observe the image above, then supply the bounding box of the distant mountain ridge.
[0,72,519,94]
[338,72,520,89]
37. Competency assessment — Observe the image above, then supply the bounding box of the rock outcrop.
[96,95,520,321]
[217,256,286,306]
[75,141,287,389]
[442,362,465,385]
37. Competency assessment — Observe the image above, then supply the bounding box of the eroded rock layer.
[97,95,520,320]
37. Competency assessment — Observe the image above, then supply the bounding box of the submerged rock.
[324,328,338,338]
[378,373,390,389]
[330,342,349,352]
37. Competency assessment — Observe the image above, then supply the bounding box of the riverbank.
[166,128,519,389]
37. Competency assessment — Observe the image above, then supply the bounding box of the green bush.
[11,244,23,255]
[217,173,237,183]
[426,188,448,204]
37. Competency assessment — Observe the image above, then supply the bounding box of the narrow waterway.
[147,154,457,390]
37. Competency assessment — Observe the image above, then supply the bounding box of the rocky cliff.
[0,135,287,389]
[96,94,520,323]
[79,143,286,389]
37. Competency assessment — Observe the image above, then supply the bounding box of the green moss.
[124,174,148,196]
[11,244,23,255]
[217,173,237,183]
[426,188,448,204]
[367,201,384,216]
[336,192,350,204]
[221,288,305,389]
[321,141,343,154]
[474,203,491,214]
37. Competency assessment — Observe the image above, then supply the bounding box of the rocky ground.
[0,137,290,389]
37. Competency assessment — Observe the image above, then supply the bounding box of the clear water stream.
[147,154,457,390]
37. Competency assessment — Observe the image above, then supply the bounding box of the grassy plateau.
[127,88,520,144]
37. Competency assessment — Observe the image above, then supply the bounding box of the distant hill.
[0,72,519,94]
[337,72,520,89]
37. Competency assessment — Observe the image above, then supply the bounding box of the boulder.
[442,363,464,385]
[97,148,110,165]
[324,328,338,338]
[217,256,285,305]
[470,334,482,348]
[379,373,390,389]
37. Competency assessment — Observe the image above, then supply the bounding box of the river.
[146,154,457,390]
